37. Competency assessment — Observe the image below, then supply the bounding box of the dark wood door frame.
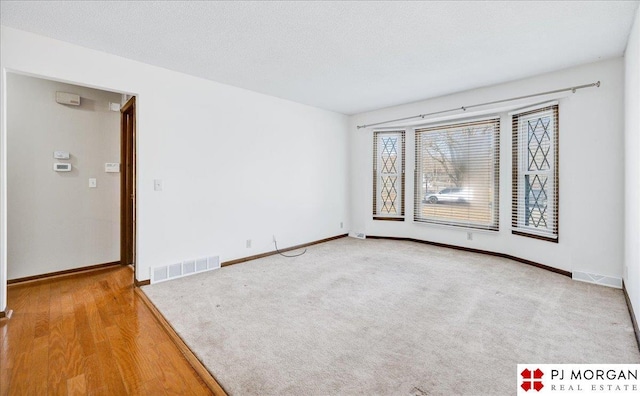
[120,97,137,282]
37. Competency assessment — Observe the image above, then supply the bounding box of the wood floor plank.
[6,287,29,314]
[142,379,169,396]
[0,368,8,396]
[34,283,51,338]
[89,386,109,396]
[155,340,213,395]
[80,353,104,395]
[154,343,194,395]
[94,288,116,328]
[59,291,75,316]
[73,305,96,358]
[27,335,49,395]
[84,287,109,345]
[93,340,128,395]
[104,322,157,392]
[2,266,217,396]
[61,313,86,379]
[6,350,29,395]
[48,281,64,323]
[47,315,68,395]
[5,312,38,395]
[66,373,87,396]
[33,310,50,339]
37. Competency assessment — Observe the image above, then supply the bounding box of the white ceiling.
[1,1,638,115]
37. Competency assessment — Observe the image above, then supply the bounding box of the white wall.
[624,7,640,327]
[0,27,350,311]
[349,58,625,284]
[7,74,121,279]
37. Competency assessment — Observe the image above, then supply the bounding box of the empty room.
[1,1,639,395]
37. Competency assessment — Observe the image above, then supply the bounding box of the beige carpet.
[142,238,640,395]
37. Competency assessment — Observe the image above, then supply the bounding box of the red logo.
[521,368,544,392]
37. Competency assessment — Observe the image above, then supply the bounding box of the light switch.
[154,179,162,191]
[89,178,97,188]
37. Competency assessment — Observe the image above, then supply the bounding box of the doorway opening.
[5,73,137,284]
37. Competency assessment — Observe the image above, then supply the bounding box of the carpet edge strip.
[622,280,640,353]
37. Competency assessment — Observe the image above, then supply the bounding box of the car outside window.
[415,118,500,231]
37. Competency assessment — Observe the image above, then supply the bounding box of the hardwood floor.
[0,265,213,395]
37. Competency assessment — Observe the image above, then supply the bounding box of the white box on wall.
[53,151,70,159]
[105,163,120,173]
[55,91,80,105]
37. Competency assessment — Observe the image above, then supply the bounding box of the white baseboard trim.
[572,271,622,289]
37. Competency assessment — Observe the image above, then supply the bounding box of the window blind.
[512,105,559,241]
[414,118,500,230]
[373,131,405,220]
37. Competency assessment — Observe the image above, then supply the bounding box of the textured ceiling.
[1,1,638,115]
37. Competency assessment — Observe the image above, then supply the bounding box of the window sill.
[511,230,558,243]
[412,219,499,234]
[373,217,405,222]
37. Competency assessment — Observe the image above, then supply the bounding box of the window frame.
[511,104,559,242]
[372,130,405,221]
[413,117,500,231]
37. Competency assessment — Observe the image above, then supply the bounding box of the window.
[373,131,405,220]
[414,118,500,230]
[512,104,559,241]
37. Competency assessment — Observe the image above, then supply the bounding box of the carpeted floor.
[142,238,640,395]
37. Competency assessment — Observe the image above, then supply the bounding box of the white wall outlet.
[340,221,343,228]
[467,232,473,241]
[154,179,162,191]
[246,239,252,248]
[272,235,277,243]
[89,178,97,188]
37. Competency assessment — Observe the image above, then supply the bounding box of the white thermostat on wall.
[53,151,70,159]
[104,163,120,173]
[53,163,72,172]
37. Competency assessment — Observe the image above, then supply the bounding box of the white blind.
[373,131,405,219]
[414,118,500,230]
[512,105,559,240]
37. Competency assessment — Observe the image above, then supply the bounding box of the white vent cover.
[153,266,168,282]
[349,232,366,239]
[168,263,182,278]
[196,258,208,272]
[151,255,220,284]
[572,271,621,288]
[183,260,196,274]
